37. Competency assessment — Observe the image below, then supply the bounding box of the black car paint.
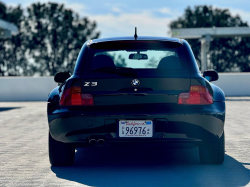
[47,37,225,147]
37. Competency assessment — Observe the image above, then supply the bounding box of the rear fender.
[48,86,60,103]
[210,83,225,102]
[47,86,60,116]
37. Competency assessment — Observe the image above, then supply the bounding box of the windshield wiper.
[92,67,137,76]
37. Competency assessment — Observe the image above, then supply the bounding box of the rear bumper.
[48,102,225,145]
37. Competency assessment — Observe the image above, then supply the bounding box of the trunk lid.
[81,75,190,106]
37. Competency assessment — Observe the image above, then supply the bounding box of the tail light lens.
[59,86,94,106]
[178,85,213,105]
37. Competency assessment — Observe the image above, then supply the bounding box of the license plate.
[119,120,153,137]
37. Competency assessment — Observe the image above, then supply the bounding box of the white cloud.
[214,5,250,25]
[228,8,250,24]
[63,2,85,14]
[88,11,174,38]
[158,7,172,14]
[111,7,122,13]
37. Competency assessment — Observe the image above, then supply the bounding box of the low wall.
[213,73,250,96]
[0,77,57,101]
[0,73,249,101]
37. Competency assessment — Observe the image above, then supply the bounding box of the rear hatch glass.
[83,40,189,77]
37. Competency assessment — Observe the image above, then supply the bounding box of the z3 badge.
[84,82,97,86]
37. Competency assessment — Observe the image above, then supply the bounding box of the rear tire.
[199,131,225,164]
[49,133,75,166]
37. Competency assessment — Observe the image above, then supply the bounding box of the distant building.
[0,19,18,38]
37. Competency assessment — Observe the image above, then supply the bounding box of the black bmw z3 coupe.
[47,36,225,166]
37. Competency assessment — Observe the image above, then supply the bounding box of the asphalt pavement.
[0,98,250,187]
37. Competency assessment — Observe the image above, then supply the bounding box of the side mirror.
[54,72,71,84]
[203,70,218,82]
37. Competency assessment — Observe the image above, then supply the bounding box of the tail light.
[178,85,213,105]
[59,86,94,106]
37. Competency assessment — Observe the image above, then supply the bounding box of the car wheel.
[48,132,75,166]
[199,131,225,164]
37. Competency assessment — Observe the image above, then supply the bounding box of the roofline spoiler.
[87,37,184,49]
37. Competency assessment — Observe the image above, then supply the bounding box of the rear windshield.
[82,41,189,78]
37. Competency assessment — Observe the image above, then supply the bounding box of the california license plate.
[119,120,153,137]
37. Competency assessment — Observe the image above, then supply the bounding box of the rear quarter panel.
[48,86,60,103]
[210,83,225,102]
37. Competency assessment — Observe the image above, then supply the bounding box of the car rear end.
[48,37,225,165]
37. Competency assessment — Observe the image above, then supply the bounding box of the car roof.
[89,36,183,45]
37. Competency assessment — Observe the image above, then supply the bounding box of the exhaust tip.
[97,139,105,145]
[89,139,97,145]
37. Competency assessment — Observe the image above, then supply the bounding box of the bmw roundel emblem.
[131,79,140,87]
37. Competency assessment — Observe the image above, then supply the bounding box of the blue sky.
[4,0,250,38]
